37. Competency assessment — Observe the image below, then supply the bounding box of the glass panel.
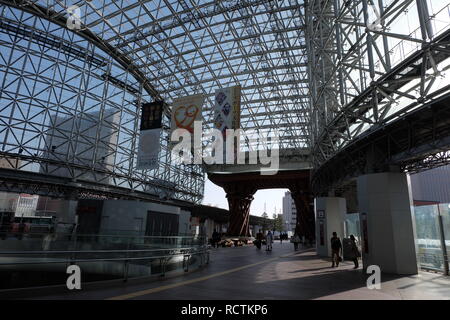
[344,213,361,243]
[343,213,362,260]
[438,204,450,273]
[414,205,445,272]
[0,233,208,289]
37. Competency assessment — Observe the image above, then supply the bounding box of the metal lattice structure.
[307,0,450,192]
[0,0,311,203]
[1,0,450,202]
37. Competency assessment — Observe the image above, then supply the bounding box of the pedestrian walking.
[254,230,264,249]
[211,229,220,248]
[330,232,342,267]
[349,235,361,269]
[292,233,300,251]
[266,230,273,251]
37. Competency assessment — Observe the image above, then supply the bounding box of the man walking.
[330,232,342,267]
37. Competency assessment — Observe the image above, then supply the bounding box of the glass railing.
[0,232,209,290]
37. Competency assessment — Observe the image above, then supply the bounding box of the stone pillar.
[357,172,418,275]
[314,197,347,257]
[226,192,254,237]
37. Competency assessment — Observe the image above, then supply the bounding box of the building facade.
[282,191,297,235]
[42,109,120,184]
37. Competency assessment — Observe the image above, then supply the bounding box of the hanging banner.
[170,94,204,135]
[136,101,164,170]
[140,101,163,131]
[213,85,241,137]
[214,85,241,163]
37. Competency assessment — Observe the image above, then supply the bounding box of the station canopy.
[70,0,310,150]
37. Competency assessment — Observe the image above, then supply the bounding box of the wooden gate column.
[226,191,254,237]
[291,190,315,242]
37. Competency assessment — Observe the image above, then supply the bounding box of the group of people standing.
[213,228,361,270]
[279,232,289,243]
[254,230,274,251]
[291,231,361,269]
[253,231,312,252]
[330,232,361,269]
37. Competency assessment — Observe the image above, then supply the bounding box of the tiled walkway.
[26,242,450,300]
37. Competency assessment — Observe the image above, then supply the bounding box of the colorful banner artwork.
[213,85,241,138]
[171,94,204,134]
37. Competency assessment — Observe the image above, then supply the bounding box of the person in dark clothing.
[211,229,220,248]
[330,232,342,267]
[349,235,361,269]
[292,233,300,251]
[254,231,264,249]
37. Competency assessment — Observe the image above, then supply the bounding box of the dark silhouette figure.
[330,232,342,267]
[349,235,361,269]
[254,231,264,249]
[212,229,220,248]
[292,233,300,251]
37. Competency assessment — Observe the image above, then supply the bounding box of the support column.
[357,172,418,275]
[226,192,254,237]
[314,197,347,257]
[291,190,315,243]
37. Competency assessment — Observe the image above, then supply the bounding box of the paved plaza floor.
[17,242,450,300]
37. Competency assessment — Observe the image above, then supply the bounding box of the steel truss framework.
[1,0,450,203]
[0,0,312,203]
[0,2,204,202]
[312,93,450,194]
[0,167,195,206]
[307,0,450,193]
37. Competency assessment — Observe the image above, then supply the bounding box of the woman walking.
[349,235,361,269]
[292,233,301,251]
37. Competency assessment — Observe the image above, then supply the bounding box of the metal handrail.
[0,244,210,287]
[0,232,210,285]
[0,247,207,255]
[0,231,206,239]
[0,248,210,266]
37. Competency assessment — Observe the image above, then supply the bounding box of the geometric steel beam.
[0,0,161,99]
